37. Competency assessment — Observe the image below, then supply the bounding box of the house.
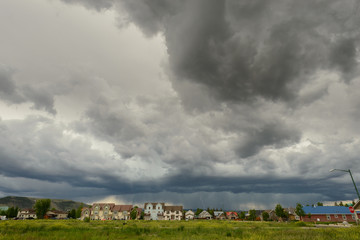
[17,209,37,219]
[197,210,212,219]
[302,206,360,223]
[111,205,132,220]
[82,203,136,220]
[185,210,195,220]
[226,212,238,220]
[91,203,115,220]
[284,207,298,221]
[81,207,91,220]
[46,210,68,219]
[164,206,183,220]
[214,211,226,220]
[144,203,165,220]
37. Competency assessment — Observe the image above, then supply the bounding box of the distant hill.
[0,196,89,212]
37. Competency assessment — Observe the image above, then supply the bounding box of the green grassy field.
[0,220,359,240]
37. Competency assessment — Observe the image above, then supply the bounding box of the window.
[352,215,356,220]
[94,211,98,215]
[334,214,338,218]
[326,215,331,220]
[104,211,108,215]
[342,215,347,220]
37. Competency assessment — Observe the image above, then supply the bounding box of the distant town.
[1,196,359,224]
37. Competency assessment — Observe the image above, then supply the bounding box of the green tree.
[130,206,138,220]
[239,211,246,220]
[262,211,269,221]
[68,209,76,219]
[34,199,51,219]
[6,207,19,218]
[275,204,285,220]
[295,203,305,220]
[248,209,256,221]
[334,202,338,206]
[339,201,344,206]
[316,202,323,206]
[76,204,83,219]
[195,208,202,216]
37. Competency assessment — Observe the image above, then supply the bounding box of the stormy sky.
[1,0,360,210]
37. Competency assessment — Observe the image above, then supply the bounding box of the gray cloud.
[236,122,301,158]
[2,0,360,209]
[59,0,114,11]
[110,0,360,108]
[0,64,25,104]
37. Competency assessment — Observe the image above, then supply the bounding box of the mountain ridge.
[0,196,89,212]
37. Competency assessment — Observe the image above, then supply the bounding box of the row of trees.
[0,206,19,218]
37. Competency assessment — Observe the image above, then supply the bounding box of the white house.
[144,203,165,220]
[185,210,195,220]
[198,210,212,219]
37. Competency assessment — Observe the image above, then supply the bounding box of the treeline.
[0,206,19,218]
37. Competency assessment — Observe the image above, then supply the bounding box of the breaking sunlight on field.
[0,220,360,240]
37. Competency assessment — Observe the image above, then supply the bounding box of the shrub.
[296,221,306,227]
[83,217,90,222]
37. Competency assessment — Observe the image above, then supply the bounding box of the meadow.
[0,220,360,240]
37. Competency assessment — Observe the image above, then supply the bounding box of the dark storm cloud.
[236,122,301,158]
[58,0,360,106]
[111,0,360,106]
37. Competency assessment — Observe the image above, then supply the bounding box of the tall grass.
[0,220,359,240]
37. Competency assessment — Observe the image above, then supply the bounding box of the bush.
[296,221,306,227]
[83,217,90,222]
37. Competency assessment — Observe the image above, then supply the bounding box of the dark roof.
[303,206,352,214]
[112,205,132,212]
[164,206,183,211]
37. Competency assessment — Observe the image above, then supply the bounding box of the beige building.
[164,206,183,220]
[46,210,68,219]
[17,209,37,219]
[82,203,138,220]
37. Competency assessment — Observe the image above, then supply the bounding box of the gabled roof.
[214,211,224,217]
[226,211,238,216]
[302,206,352,214]
[92,203,115,210]
[144,203,165,209]
[112,205,132,212]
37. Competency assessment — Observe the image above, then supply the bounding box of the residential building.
[214,211,226,220]
[302,206,360,223]
[17,209,37,219]
[185,210,195,220]
[144,203,165,220]
[82,203,136,220]
[164,206,183,220]
[111,205,132,220]
[91,203,115,220]
[226,212,238,220]
[197,210,212,219]
[46,210,68,219]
